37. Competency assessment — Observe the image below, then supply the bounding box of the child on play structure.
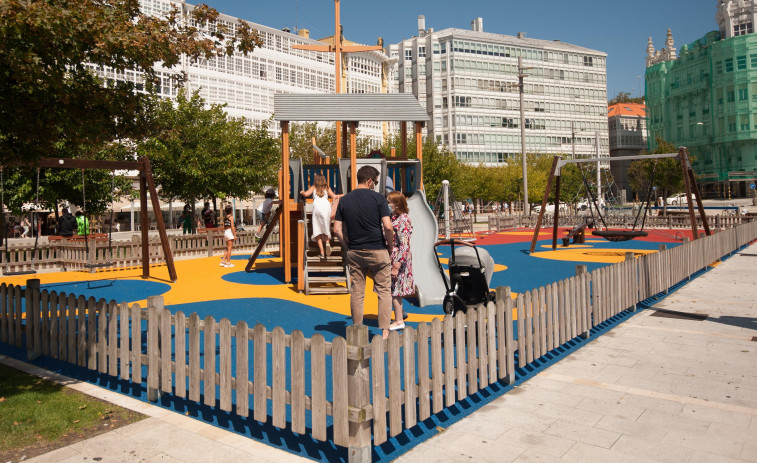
[300,174,341,260]
[386,191,413,331]
[220,204,236,267]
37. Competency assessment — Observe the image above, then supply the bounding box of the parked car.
[533,203,568,214]
[666,193,697,205]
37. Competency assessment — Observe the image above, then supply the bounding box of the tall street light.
[518,57,533,216]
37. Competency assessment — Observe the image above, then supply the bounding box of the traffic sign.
[750,183,755,189]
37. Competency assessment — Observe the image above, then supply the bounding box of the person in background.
[255,189,276,238]
[20,216,31,238]
[301,174,340,259]
[202,202,215,228]
[57,208,77,237]
[75,211,89,235]
[386,191,413,331]
[385,175,395,194]
[334,166,395,340]
[180,205,194,234]
[220,204,236,267]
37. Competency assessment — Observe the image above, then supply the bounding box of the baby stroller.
[434,239,496,315]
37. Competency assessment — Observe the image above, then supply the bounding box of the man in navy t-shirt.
[334,166,395,340]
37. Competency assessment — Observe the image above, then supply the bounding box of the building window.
[725,58,733,72]
[737,55,747,70]
[733,22,753,36]
[404,49,412,61]
[583,56,593,66]
[738,85,748,101]
[716,61,723,74]
[751,54,757,68]
[740,115,749,131]
[418,46,426,58]
[726,86,735,103]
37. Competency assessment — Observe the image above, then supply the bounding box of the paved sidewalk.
[3,242,756,463]
[399,243,757,463]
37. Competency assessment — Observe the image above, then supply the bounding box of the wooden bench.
[48,233,109,242]
[197,227,223,233]
[562,220,593,246]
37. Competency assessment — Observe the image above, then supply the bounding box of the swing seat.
[84,262,115,269]
[592,229,648,242]
[2,269,37,276]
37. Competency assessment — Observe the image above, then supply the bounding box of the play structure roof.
[273,94,430,122]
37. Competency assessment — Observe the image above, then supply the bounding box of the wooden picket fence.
[1,220,756,462]
[1,229,279,275]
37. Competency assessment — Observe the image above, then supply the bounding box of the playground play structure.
[530,147,712,253]
[1,158,177,281]
[259,92,456,302]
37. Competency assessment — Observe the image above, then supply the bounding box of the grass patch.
[0,363,145,462]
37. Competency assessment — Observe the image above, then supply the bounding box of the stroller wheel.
[443,294,468,316]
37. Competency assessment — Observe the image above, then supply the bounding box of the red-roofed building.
[608,102,647,201]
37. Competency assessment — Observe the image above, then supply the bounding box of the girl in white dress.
[300,174,341,259]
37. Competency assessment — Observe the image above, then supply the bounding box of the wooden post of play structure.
[529,156,560,253]
[139,170,150,279]
[281,121,291,283]
[291,1,382,162]
[350,122,358,188]
[678,147,699,240]
[552,173,562,250]
[143,157,177,282]
[683,147,711,236]
[400,121,407,157]
[415,121,424,189]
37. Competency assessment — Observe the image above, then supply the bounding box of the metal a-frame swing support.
[529,147,711,253]
[1,157,177,282]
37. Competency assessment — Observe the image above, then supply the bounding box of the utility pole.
[571,121,576,159]
[518,57,530,216]
[595,131,602,207]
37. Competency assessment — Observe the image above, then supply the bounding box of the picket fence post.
[575,266,590,339]
[146,295,163,402]
[346,324,372,463]
[26,279,41,360]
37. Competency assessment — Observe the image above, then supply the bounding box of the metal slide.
[407,189,447,307]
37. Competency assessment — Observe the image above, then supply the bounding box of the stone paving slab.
[4,242,757,463]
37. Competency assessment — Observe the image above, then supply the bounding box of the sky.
[200,0,716,100]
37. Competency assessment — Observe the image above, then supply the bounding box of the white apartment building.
[608,102,647,201]
[388,16,609,166]
[88,0,387,147]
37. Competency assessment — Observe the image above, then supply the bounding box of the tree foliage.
[0,0,262,164]
[608,91,645,105]
[140,90,279,207]
[628,138,683,202]
[287,122,372,163]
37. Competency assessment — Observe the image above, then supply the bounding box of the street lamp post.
[518,57,531,216]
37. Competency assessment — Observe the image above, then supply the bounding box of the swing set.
[1,157,177,281]
[529,147,711,253]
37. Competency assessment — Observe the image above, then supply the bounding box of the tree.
[0,0,262,165]
[627,138,683,203]
[608,91,645,105]
[140,90,278,229]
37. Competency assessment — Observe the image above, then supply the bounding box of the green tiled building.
[645,1,757,198]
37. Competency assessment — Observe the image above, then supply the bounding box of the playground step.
[309,275,348,284]
[306,286,350,295]
[306,256,343,264]
[308,263,345,272]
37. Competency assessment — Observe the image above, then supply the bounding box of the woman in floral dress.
[387,191,413,331]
